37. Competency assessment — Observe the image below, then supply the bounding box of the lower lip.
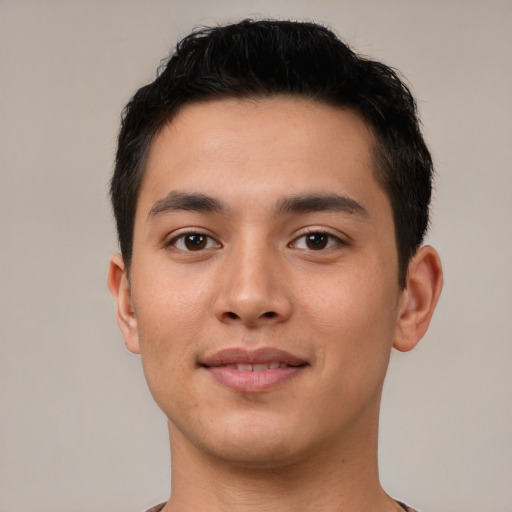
[205,366,305,393]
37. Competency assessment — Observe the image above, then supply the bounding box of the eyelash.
[166,229,346,252]
[167,232,221,252]
[289,230,345,251]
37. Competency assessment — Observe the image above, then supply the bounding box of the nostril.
[221,310,279,322]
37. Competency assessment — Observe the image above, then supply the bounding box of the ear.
[393,246,443,352]
[107,253,141,354]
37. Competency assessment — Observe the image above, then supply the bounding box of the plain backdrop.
[1,1,511,511]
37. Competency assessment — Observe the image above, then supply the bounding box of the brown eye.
[290,231,343,251]
[170,232,220,251]
[184,234,207,250]
[305,233,329,250]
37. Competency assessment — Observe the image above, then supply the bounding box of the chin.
[205,436,306,470]
[173,411,313,469]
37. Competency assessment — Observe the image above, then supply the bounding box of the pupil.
[306,233,328,250]
[185,234,206,250]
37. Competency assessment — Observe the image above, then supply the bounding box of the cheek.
[134,301,201,420]
[299,266,399,370]
[130,267,212,391]
[133,261,213,335]
[288,268,399,437]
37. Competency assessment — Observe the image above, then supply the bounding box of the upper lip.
[201,347,308,367]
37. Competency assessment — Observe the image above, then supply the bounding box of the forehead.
[136,96,389,223]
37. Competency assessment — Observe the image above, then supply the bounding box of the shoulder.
[145,503,166,512]
[396,501,420,512]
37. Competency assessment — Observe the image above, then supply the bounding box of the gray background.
[1,1,511,511]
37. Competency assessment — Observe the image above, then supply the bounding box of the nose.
[213,240,292,328]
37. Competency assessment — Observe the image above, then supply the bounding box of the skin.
[108,97,443,512]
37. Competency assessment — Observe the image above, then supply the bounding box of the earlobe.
[393,246,443,352]
[107,253,141,354]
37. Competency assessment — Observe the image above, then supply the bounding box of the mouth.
[222,361,298,371]
[200,347,308,393]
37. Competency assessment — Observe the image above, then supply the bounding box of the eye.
[169,232,220,251]
[291,231,343,251]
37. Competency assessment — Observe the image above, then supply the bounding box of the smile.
[201,348,308,392]
[226,362,294,371]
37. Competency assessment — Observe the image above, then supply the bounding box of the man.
[107,19,443,512]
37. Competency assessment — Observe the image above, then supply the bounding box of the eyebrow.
[147,190,368,221]
[148,191,225,219]
[276,193,368,217]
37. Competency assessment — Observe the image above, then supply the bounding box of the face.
[114,97,409,467]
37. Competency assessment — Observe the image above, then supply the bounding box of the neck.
[162,406,400,512]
